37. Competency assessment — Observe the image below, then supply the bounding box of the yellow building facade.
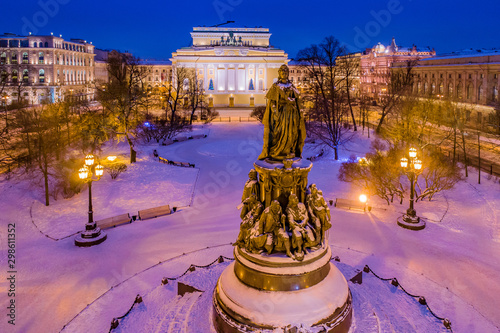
[171,27,288,107]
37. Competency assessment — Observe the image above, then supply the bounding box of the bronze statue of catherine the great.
[258,64,306,161]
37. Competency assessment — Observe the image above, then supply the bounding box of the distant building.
[0,32,95,104]
[394,49,500,106]
[360,38,435,99]
[171,27,288,107]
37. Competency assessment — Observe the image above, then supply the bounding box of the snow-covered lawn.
[0,122,499,333]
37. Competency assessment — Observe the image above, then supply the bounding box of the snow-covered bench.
[138,205,172,220]
[173,136,188,142]
[191,134,207,139]
[95,213,132,229]
[334,198,371,212]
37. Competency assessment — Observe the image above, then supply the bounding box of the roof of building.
[422,49,500,61]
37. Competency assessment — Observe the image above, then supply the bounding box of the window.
[468,74,472,79]
[466,84,473,99]
[432,74,435,78]
[38,52,44,64]
[449,74,452,79]
[22,69,29,83]
[1,70,7,83]
[258,79,263,91]
[259,69,263,75]
[39,69,45,83]
[12,70,18,83]
[423,82,428,93]
[9,40,19,48]
[477,85,483,101]
[494,74,498,79]
[431,83,436,94]
[0,52,5,65]
[493,86,498,101]
[20,40,29,47]
[11,53,18,64]
[458,74,461,79]
[456,83,462,99]
[440,74,443,79]
[424,74,427,78]
[22,52,28,64]
[44,42,48,47]
[448,83,453,96]
[417,82,421,93]
[480,74,484,79]
[439,83,444,94]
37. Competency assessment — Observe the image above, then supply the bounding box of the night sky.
[1,0,499,60]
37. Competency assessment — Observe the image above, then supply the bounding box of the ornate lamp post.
[74,154,107,247]
[397,147,426,230]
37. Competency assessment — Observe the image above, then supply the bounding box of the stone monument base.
[213,245,352,332]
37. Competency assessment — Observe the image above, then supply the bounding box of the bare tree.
[186,70,207,124]
[164,66,190,125]
[376,59,417,133]
[96,50,149,163]
[297,36,353,160]
[337,52,360,131]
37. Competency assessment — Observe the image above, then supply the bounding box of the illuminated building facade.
[360,38,435,99]
[171,27,288,107]
[0,33,95,104]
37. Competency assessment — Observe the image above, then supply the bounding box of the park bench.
[159,156,169,164]
[334,198,371,212]
[161,139,174,146]
[173,136,188,142]
[138,205,171,220]
[95,213,132,229]
[191,134,207,139]
[180,162,195,168]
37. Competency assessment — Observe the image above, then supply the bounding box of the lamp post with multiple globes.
[74,154,107,247]
[397,147,426,230]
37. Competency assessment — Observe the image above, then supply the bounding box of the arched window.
[44,42,48,47]
[423,82,428,94]
[39,69,45,83]
[22,52,28,64]
[0,52,5,65]
[11,53,18,64]
[258,79,264,91]
[33,42,37,48]
[456,83,463,99]
[22,69,29,83]
[439,83,444,94]
[477,85,483,101]
[448,83,453,96]
[417,82,421,94]
[466,84,473,99]
[38,52,44,64]
[493,86,498,101]
[1,70,7,83]
[431,82,436,94]
[12,70,18,83]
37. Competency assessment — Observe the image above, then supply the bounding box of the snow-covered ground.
[0,122,499,333]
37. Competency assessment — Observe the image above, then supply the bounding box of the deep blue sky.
[2,0,499,60]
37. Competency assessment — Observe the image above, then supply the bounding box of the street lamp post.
[74,154,107,247]
[397,147,426,230]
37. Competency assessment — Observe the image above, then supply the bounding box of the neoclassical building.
[0,33,95,104]
[360,38,435,99]
[394,50,500,106]
[171,27,288,107]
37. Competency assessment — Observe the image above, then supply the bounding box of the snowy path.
[0,123,499,333]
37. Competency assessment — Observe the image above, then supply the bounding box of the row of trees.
[0,50,212,206]
[293,35,488,204]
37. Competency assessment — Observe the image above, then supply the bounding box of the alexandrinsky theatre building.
[171,27,288,107]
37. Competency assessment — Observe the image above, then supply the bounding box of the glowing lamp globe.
[414,159,422,170]
[85,154,95,166]
[78,167,89,180]
[95,164,104,177]
[400,157,408,168]
[409,148,417,158]
[359,194,368,203]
